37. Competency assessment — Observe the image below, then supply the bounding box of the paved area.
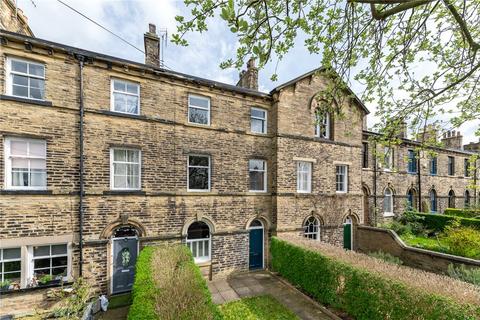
[208,271,337,320]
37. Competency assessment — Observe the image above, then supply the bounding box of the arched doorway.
[186,221,211,264]
[248,219,264,270]
[343,216,355,250]
[448,190,455,208]
[407,188,417,210]
[111,225,139,294]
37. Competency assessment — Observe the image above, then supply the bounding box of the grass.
[220,295,298,320]
[400,234,450,253]
[108,293,132,309]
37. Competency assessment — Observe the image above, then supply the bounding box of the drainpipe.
[77,55,85,277]
[373,141,378,226]
[417,155,422,212]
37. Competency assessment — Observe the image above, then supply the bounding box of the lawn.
[400,234,450,253]
[220,295,299,320]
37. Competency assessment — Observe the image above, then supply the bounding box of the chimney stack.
[144,23,160,67]
[236,58,258,90]
[417,124,438,143]
[464,138,480,153]
[441,130,463,150]
[397,121,408,139]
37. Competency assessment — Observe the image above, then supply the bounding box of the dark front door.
[112,237,138,294]
[343,223,352,250]
[249,228,263,270]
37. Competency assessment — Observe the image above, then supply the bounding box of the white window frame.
[186,222,211,264]
[188,94,211,126]
[110,78,140,115]
[303,216,320,241]
[250,107,267,134]
[0,247,21,283]
[297,161,312,193]
[383,147,393,171]
[315,112,330,139]
[248,159,267,192]
[6,57,46,100]
[336,165,348,193]
[27,243,71,285]
[187,154,211,192]
[383,188,394,217]
[4,137,47,190]
[109,148,141,191]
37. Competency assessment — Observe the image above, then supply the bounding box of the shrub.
[444,208,480,219]
[441,224,480,259]
[271,236,480,320]
[415,213,480,232]
[447,264,480,286]
[368,251,403,265]
[128,245,221,320]
[50,278,93,319]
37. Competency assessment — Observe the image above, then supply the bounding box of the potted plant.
[0,280,11,292]
[38,274,55,286]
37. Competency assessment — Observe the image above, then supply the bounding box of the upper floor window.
[188,155,210,191]
[335,165,348,193]
[297,161,312,193]
[250,108,267,134]
[6,57,45,100]
[383,147,394,170]
[110,148,141,190]
[430,157,437,175]
[464,158,470,177]
[188,95,210,125]
[314,112,330,139]
[407,149,417,173]
[383,188,394,216]
[448,156,455,176]
[4,137,46,190]
[0,248,21,285]
[249,159,267,192]
[111,79,140,115]
[362,142,369,168]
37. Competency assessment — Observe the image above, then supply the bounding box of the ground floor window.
[303,216,320,240]
[186,222,211,263]
[32,244,68,281]
[1,248,21,288]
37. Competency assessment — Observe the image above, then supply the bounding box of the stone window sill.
[0,94,53,107]
[0,189,52,195]
[0,282,73,296]
[103,190,146,196]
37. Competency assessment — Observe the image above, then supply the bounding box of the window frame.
[335,165,348,193]
[187,154,211,192]
[383,147,394,170]
[383,188,394,216]
[4,137,47,190]
[303,216,320,241]
[407,149,417,174]
[110,78,141,115]
[250,107,267,134]
[430,190,438,213]
[6,56,46,101]
[109,148,142,191]
[0,247,21,284]
[362,142,369,168]
[248,159,267,192]
[464,158,470,177]
[314,112,330,139]
[28,244,71,283]
[296,161,312,193]
[186,222,211,264]
[430,156,438,175]
[448,156,455,176]
[188,94,211,126]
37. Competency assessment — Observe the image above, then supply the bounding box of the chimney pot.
[149,23,156,34]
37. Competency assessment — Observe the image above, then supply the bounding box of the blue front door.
[249,228,263,270]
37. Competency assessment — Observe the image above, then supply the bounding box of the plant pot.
[38,279,62,287]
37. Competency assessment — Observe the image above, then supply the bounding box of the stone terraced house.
[0,4,478,316]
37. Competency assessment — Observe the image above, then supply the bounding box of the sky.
[16,0,478,145]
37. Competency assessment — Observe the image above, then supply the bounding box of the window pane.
[12,171,28,186]
[12,85,28,97]
[114,163,127,175]
[34,258,50,269]
[4,272,21,281]
[189,156,209,167]
[114,80,126,91]
[12,74,28,86]
[52,256,68,267]
[12,60,28,73]
[29,64,45,77]
[249,171,265,191]
[251,108,265,119]
[127,175,139,189]
[34,246,50,257]
[189,96,209,109]
[113,149,126,162]
[11,141,28,156]
[52,244,67,255]
[30,142,45,157]
[249,160,265,171]
[30,171,46,187]
[189,107,209,124]
[3,248,21,260]
[30,158,46,169]
[189,167,209,190]
[251,118,265,133]
[52,267,67,277]
[11,158,28,169]
[126,83,139,94]
[126,96,139,114]
[4,261,21,272]
[30,88,44,100]
[34,269,50,277]
[30,78,44,89]
[113,93,127,112]
[126,150,139,163]
[114,175,126,188]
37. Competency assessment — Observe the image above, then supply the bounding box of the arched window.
[303,216,320,240]
[315,112,330,139]
[383,188,394,216]
[465,190,471,208]
[448,190,455,208]
[406,188,416,210]
[113,225,138,238]
[430,189,437,213]
[186,221,211,263]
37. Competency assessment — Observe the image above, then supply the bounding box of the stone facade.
[0,0,33,36]
[0,25,478,316]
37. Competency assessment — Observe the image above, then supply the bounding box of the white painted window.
[303,217,320,240]
[251,107,267,134]
[0,248,21,285]
[111,79,140,115]
[6,57,45,100]
[383,147,393,170]
[186,222,211,263]
[4,137,46,190]
[30,244,68,282]
[315,112,330,139]
[297,161,312,193]
[188,95,210,125]
[110,148,141,190]
[249,159,267,192]
[383,188,394,216]
[336,165,348,193]
[188,155,210,191]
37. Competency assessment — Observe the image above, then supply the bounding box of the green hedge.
[271,237,480,320]
[128,245,221,320]
[444,208,480,219]
[416,213,480,232]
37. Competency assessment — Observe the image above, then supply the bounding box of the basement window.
[111,79,140,115]
[6,57,45,100]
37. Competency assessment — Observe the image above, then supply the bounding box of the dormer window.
[315,112,330,139]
